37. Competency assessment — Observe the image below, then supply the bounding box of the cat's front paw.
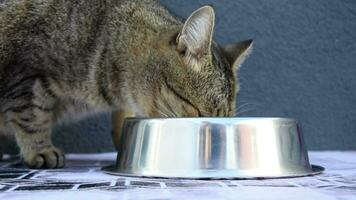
[23,147,65,169]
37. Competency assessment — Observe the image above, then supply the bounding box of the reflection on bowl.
[104,118,324,179]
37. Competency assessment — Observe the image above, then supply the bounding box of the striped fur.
[0,0,253,168]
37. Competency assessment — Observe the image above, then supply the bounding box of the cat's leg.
[0,114,6,161]
[5,79,65,169]
[0,139,3,161]
[111,109,135,150]
[0,113,11,161]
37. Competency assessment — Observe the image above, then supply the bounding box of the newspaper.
[0,152,355,200]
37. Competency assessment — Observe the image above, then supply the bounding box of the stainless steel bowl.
[103,118,324,179]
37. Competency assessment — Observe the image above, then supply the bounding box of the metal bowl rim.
[124,117,298,123]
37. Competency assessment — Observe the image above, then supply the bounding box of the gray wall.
[4,0,356,153]
[159,0,356,150]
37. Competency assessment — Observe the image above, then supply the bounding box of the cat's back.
[113,0,180,28]
[0,0,61,66]
[0,0,49,82]
[0,0,105,87]
[0,0,179,84]
[0,0,112,69]
[0,0,178,64]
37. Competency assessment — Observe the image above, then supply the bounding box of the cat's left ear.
[176,6,215,57]
[223,40,253,70]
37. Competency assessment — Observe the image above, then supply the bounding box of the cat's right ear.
[223,40,253,70]
[176,6,215,57]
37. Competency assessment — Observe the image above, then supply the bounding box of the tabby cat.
[0,0,253,168]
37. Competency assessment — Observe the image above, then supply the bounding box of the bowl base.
[102,165,325,180]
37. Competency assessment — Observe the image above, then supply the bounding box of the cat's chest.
[53,98,109,123]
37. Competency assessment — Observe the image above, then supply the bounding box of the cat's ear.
[223,40,253,70]
[176,6,215,57]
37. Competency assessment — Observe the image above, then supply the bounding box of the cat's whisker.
[241,102,262,107]
[167,105,179,118]
[167,104,179,118]
[238,100,260,103]
[159,111,169,117]
[235,102,257,114]
[156,100,175,118]
[155,105,169,117]
[235,108,255,116]
[154,102,168,117]
[160,98,180,118]
[237,102,259,109]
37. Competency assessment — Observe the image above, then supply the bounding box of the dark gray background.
[4,0,356,153]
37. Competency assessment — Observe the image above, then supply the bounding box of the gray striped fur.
[0,0,252,168]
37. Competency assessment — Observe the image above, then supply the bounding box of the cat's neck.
[92,1,182,110]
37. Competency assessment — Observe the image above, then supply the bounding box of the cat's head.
[134,6,253,117]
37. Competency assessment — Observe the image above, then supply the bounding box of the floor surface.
[0,152,355,200]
